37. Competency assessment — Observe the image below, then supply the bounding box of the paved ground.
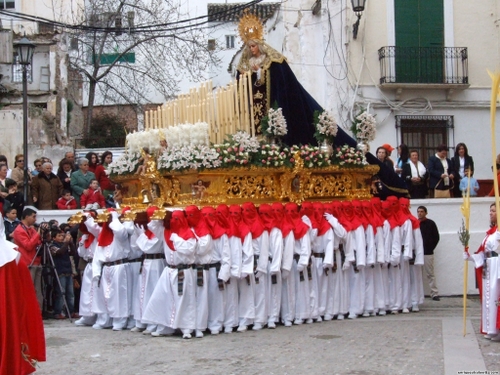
[35,297,499,375]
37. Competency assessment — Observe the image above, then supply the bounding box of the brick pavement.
[34,297,499,375]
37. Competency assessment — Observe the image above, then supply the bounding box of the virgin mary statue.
[236,11,408,198]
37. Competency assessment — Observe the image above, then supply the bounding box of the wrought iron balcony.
[378,46,469,87]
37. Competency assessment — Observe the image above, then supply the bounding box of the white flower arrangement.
[334,145,366,166]
[261,107,288,137]
[353,111,376,142]
[313,110,338,143]
[107,151,142,175]
[158,145,222,172]
[230,131,260,153]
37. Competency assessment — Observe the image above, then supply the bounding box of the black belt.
[102,259,127,267]
[167,263,195,270]
[209,262,221,269]
[128,258,142,263]
[293,254,300,261]
[312,252,325,259]
[144,253,166,260]
[87,258,93,263]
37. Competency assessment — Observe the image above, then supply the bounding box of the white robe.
[363,224,376,314]
[410,227,425,307]
[348,226,366,317]
[252,231,269,326]
[400,219,413,310]
[311,228,334,318]
[142,222,197,333]
[325,218,347,318]
[207,234,231,333]
[280,232,296,324]
[292,231,312,321]
[224,235,241,330]
[194,232,213,331]
[386,222,402,312]
[237,233,255,326]
[267,227,283,324]
[91,216,130,320]
[372,225,388,312]
[77,217,100,319]
[471,233,500,336]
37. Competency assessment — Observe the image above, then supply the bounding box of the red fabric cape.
[352,200,368,230]
[170,210,196,242]
[341,201,362,231]
[399,197,420,229]
[0,260,46,375]
[259,204,276,232]
[229,204,251,242]
[285,203,309,240]
[300,202,318,229]
[313,202,331,236]
[381,200,398,229]
[216,205,236,238]
[185,205,212,238]
[202,207,225,240]
[79,222,95,248]
[361,201,377,234]
[242,202,266,238]
[272,203,293,238]
[97,222,114,247]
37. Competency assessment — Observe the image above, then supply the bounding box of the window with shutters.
[396,115,454,166]
[225,35,235,49]
[394,0,444,83]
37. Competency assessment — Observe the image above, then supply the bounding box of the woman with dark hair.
[85,152,99,174]
[395,144,410,176]
[427,144,456,198]
[451,143,474,197]
[376,146,394,169]
[57,158,73,193]
[95,151,115,198]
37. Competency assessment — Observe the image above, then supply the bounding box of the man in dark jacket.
[31,162,63,210]
[427,144,456,197]
[417,206,440,301]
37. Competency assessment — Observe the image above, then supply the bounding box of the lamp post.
[351,0,367,40]
[14,36,36,202]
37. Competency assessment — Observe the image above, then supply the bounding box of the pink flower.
[290,158,295,162]
[243,160,248,164]
[262,160,266,164]
[306,157,310,161]
[227,147,233,152]
[239,147,244,152]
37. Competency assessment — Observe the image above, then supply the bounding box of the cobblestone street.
[35,297,499,375]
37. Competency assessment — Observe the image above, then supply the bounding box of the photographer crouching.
[12,208,44,311]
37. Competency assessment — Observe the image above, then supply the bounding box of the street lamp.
[351,0,367,40]
[14,36,36,202]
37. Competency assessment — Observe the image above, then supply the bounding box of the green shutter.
[394,0,444,83]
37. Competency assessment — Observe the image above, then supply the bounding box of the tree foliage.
[68,0,221,133]
[81,113,127,148]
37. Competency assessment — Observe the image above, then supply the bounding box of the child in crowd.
[5,179,24,218]
[4,207,20,242]
[459,167,480,197]
[80,179,105,209]
[49,229,78,319]
[56,189,77,210]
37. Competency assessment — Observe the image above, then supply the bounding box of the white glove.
[323,263,332,270]
[240,272,249,279]
[255,271,265,279]
[342,262,350,271]
[281,270,290,280]
[463,252,472,261]
[297,264,305,272]
[135,224,145,233]
[324,213,338,227]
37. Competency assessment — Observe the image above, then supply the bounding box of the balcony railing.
[378,46,468,85]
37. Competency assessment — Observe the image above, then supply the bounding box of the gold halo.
[238,10,264,44]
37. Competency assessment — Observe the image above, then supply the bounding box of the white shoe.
[391,310,398,315]
[294,319,304,325]
[268,322,276,329]
[378,310,386,316]
[237,325,247,332]
[402,308,410,314]
[151,331,164,337]
[284,321,292,327]
[316,316,322,322]
[75,318,87,326]
[210,330,219,335]
[347,314,357,319]
[324,314,333,321]
[142,330,152,335]
[92,324,103,330]
[370,311,377,317]
[252,323,263,331]
[362,311,370,317]
[337,314,344,320]
[305,319,313,324]
[112,327,124,331]
[224,327,233,334]
[412,305,419,312]
[130,327,145,333]
[195,330,204,338]
[484,334,496,339]
[182,333,192,339]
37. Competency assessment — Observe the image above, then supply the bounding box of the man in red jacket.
[12,208,43,310]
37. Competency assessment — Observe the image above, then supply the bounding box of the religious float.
[97,11,383,213]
